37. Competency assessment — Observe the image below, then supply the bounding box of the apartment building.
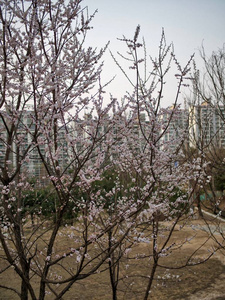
[0,103,224,184]
[160,106,189,151]
[189,102,225,148]
[0,109,71,185]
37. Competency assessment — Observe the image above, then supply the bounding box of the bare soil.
[0,215,225,300]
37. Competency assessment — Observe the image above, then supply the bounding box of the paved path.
[202,209,225,223]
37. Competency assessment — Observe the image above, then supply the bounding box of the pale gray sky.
[83,0,225,106]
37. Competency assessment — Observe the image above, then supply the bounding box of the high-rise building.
[1,103,224,185]
[0,109,71,185]
[160,106,189,151]
[189,102,225,148]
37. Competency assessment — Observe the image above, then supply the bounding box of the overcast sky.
[83,0,225,106]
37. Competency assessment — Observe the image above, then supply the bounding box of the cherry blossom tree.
[0,1,118,299]
[100,27,216,299]
[0,1,218,300]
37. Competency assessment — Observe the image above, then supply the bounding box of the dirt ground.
[185,212,225,300]
[187,273,225,300]
[0,213,225,300]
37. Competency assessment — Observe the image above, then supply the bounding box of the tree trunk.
[108,230,118,300]
[196,193,203,218]
[143,261,158,300]
[21,264,30,300]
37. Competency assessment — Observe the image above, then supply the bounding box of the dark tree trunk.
[196,193,203,218]
[108,230,118,300]
[143,260,158,300]
[21,263,30,300]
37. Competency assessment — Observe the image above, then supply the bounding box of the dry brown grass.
[0,216,225,300]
